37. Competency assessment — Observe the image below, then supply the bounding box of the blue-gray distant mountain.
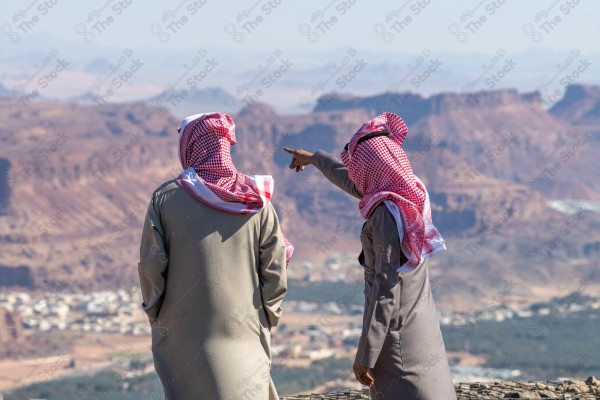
[147,87,233,119]
[83,58,115,74]
[0,82,12,97]
[313,89,536,125]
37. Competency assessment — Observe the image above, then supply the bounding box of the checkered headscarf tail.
[341,112,445,269]
[176,112,293,266]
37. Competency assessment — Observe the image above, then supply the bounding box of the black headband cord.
[344,131,390,151]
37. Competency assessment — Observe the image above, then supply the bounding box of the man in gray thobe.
[138,112,289,399]
[284,111,456,400]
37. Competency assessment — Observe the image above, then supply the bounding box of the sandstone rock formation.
[0,86,599,310]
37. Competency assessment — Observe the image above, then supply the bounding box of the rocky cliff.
[0,308,25,358]
[0,85,599,310]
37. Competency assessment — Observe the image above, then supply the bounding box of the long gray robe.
[138,179,287,400]
[313,150,457,400]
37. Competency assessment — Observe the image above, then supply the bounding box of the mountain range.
[3,37,600,114]
[0,84,599,310]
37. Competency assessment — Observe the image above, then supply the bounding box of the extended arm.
[258,203,288,328]
[283,147,363,199]
[138,197,169,322]
[312,150,363,199]
[355,207,403,368]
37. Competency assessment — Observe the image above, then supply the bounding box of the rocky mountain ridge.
[0,85,599,310]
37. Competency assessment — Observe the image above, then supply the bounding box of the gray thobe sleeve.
[258,203,288,328]
[138,197,169,322]
[312,150,363,199]
[355,208,402,368]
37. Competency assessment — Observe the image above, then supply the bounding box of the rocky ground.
[282,376,600,399]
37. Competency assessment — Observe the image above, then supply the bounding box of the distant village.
[1,280,598,365]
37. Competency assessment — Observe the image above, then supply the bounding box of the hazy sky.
[1,0,599,113]
[1,0,598,54]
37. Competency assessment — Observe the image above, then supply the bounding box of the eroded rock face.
[0,89,599,306]
[0,307,69,361]
[0,265,34,287]
[0,307,24,344]
[550,84,600,123]
[0,158,11,214]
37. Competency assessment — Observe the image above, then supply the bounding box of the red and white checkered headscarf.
[341,112,445,269]
[176,112,293,266]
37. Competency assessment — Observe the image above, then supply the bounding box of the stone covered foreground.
[282,376,600,399]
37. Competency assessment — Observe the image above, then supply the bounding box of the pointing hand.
[283,147,314,172]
